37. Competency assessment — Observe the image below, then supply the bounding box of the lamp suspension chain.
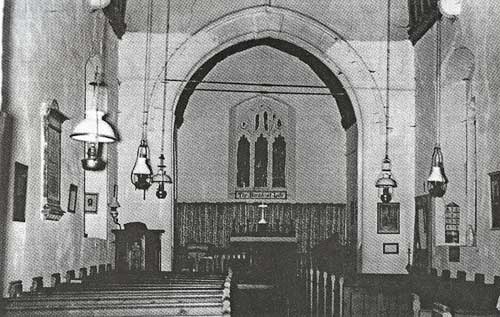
[385,0,391,158]
[160,0,171,155]
[436,19,442,144]
[142,0,154,140]
[99,12,107,75]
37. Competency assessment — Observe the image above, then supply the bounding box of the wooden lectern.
[112,222,164,272]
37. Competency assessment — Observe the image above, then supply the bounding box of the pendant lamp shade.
[427,145,448,197]
[438,0,462,17]
[88,0,111,10]
[131,139,153,192]
[152,154,172,199]
[70,109,117,143]
[375,156,397,203]
[152,170,172,199]
[151,170,172,185]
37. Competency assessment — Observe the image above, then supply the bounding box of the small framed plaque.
[383,243,399,254]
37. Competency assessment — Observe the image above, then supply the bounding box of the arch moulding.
[162,6,390,268]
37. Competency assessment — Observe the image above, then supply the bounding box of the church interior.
[1,0,500,316]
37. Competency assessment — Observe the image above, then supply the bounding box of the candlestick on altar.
[258,202,268,224]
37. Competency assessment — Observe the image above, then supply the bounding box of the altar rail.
[297,254,414,316]
[175,202,347,253]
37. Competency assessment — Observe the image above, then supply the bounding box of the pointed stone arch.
[162,5,385,273]
[165,5,386,131]
[118,5,416,274]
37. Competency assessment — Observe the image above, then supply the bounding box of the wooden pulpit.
[112,222,165,272]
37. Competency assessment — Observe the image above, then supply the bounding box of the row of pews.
[1,268,233,316]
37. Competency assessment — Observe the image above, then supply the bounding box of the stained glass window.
[272,135,286,188]
[230,97,294,199]
[254,134,268,187]
[236,135,250,187]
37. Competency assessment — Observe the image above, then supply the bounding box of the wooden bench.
[1,270,233,316]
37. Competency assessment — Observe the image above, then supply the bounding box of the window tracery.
[229,97,294,200]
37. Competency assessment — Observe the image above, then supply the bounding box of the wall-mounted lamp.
[108,184,121,229]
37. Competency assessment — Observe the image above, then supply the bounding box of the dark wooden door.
[412,195,432,273]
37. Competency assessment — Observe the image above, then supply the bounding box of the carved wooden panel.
[41,100,68,221]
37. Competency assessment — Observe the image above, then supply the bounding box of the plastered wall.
[177,46,347,203]
[0,1,119,295]
[414,2,500,283]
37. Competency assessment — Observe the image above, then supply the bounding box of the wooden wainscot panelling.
[174,202,348,253]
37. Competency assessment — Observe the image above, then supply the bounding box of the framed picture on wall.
[449,246,460,262]
[67,184,78,213]
[489,171,500,228]
[13,162,28,222]
[84,193,98,214]
[377,202,400,234]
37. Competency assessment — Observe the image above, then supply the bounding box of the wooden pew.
[1,270,233,316]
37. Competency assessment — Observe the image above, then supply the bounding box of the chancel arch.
[159,5,397,273]
[119,5,417,274]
